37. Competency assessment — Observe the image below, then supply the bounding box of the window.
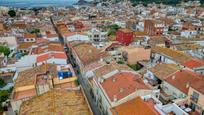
[191,91,199,103]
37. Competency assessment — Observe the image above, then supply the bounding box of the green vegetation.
[117,60,125,64]
[99,24,120,36]
[0,79,6,88]
[8,9,16,17]
[128,64,143,71]
[30,28,40,34]
[0,90,9,112]
[0,45,10,56]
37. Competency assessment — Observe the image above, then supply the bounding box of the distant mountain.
[75,0,89,5]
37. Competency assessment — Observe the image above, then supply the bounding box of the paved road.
[50,17,101,115]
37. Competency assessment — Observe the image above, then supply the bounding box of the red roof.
[182,59,204,69]
[165,70,204,94]
[101,72,149,102]
[111,97,159,115]
[37,52,67,62]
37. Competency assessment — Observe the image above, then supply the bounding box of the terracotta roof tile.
[20,90,91,115]
[152,46,194,63]
[36,52,67,62]
[71,42,110,66]
[111,97,159,115]
[149,63,180,80]
[165,70,204,94]
[182,59,204,69]
[101,72,149,102]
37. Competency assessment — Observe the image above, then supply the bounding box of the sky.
[0,0,93,7]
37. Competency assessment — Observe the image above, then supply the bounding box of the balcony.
[190,96,198,103]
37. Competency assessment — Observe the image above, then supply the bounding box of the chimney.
[88,49,92,53]
[186,82,189,88]
[172,75,175,80]
[112,77,117,82]
[113,95,117,102]
[119,88,124,93]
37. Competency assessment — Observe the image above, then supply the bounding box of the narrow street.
[50,17,101,115]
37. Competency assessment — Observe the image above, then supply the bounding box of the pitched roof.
[164,70,204,94]
[101,72,149,102]
[94,63,132,78]
[149,63,180,80]
[18,42,36,49]
[71,42,110,66]
[31,42,64,54]
[182,59,204,69]
[190,80,204,94]
[152,46,194,63]
[24,33,37,38]
[19,90,91,115]
[36,52,67,62]
[111,97,159,115]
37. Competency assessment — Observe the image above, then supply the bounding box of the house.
[181,30,197,38]
[161,70,203,102]
[151,46,194,64]
[23,33,37,43]
[116,29,134,45]
[182,59,204,74]
[19,89,92,115]
[122,46,151,65]
[36,52,67,65]
[88,28,107,42]
[91,70,158,115]
[46,34,59,42]
[67,42,110,73]
[11,64,77,113]
[110,97,159,115]
[187,80,204,114]
[30,42,64,55]
[18,42,36,54]
[144,20,164,36]
[105,42,123,62]
[64,32,90,42]
[144,63,180,86]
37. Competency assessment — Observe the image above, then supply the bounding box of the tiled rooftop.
[14,64,57,89]
[152,46,194,63]
[31,42,64,54]
[149,63,180,80]
[36,52,67,62]
[101,72,149,102]
[94,63,133,78]
[71,42,110,66]
[165,69,204,94]
[19,90,91,115]
[182,59,204,69]
[111,97,159,115]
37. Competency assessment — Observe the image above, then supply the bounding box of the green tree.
[0,45,10,56]
[127,64,143,71]
[0,90,9,103]
[8,10,16,17]
[0,78,6,88]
